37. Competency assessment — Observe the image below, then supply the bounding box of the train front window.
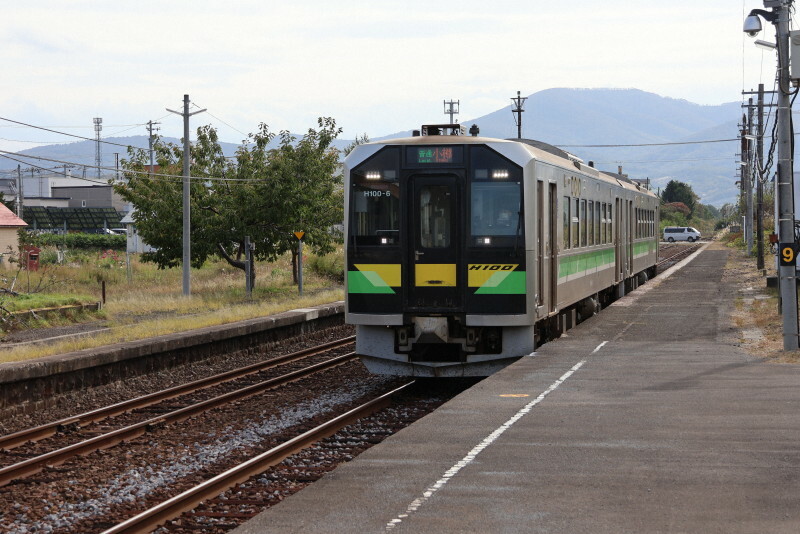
[352,180,400,246]
[470,182,521,239]
[350,147,401,246]
[419,185,451,248]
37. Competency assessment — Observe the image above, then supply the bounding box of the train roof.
[362,134,657,199]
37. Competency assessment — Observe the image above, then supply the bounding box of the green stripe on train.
[474,271,526,294]
[348,270,396,294]
[559,248,615,278]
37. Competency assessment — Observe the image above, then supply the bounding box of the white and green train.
[345,125,659,377]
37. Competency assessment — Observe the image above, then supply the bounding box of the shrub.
[307,253,344,282]
[27,232,125,250]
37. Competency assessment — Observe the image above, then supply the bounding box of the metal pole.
[298,238,303,296]
[245,235,252,299]
[746,99,755,255]
[756,83,765,271]
[182,95,191,296]
[775,2,799,350]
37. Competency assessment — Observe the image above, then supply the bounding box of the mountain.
[382,89,742,207]
[7,89,743,207]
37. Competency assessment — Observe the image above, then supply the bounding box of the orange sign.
[294,231,305,240]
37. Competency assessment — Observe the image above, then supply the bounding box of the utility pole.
[746,100,755,255]
[167,94,206,297]
[146,120,161,176]
[511,91,527,139]
[748,0,800,350]
[93,117,102,181]
[756,83,765,270]
[16,165,22,219]
[443,100,460,124]
[775,3,799,350]
[742,84,776,270]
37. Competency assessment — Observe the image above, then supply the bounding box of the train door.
[406,174,462,311]
[615,198,623,283]
[537,181,544,309]
[627,200,634,276]
[549,182,558,313]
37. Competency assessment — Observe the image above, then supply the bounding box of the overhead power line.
[0,149,255,183]
[0,116,146,149]
[557,138,739,148]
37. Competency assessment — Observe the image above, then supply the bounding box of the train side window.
[595,202,601,244]
[587,201,594,246]
[580,199,587,247]
[563,196,570,250]
[600,203,606,244]
[571,198,580,249]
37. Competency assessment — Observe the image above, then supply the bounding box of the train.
[344,124,659,377]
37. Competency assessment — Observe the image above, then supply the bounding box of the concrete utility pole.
[746,0,799,350]
[511,91,527,139]
[756,84,765,270]
[742,84,776,271]
[146,120,161,176]
[16,165,22,219]
[93,118,102,180]
[774,3,799,350]
[443,100,460,124]
[167,95,206,297]
[746,100,755,255]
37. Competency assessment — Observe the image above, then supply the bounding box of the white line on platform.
[592,341,608,354]
[384,359,586,531]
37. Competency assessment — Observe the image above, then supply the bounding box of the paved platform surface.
[233,248,800,533]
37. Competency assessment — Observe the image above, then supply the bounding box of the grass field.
[0,246,344,363]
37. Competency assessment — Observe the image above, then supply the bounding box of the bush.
[27,232,125,250]
[307,253,344,282]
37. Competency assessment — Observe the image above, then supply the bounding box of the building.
[0,202,28,263]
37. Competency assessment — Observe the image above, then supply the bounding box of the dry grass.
[718,240,800,363]
[0,249,344,364]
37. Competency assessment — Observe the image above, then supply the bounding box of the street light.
[743,1,799,351]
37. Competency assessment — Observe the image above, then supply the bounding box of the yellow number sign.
[780,243,797,266]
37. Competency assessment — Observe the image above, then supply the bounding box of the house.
[0,202,28,263]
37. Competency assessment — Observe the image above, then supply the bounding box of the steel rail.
[657,243,702,269]
[0,351,357,487]
[0,336,355,451]
[101,381,415,534]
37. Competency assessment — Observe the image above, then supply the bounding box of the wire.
[0,149,259,183]
[0,116,147,150]
[556,138,738,148]
[0,153,112,186]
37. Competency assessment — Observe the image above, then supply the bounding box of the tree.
[661,180,697,216]
[114,118,343,286]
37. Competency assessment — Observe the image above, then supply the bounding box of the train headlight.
[365,171,381,180]
[477,237,491,245]
[492,169,509,179]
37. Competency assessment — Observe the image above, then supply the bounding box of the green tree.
[661,180,697,216]
[115,118,343,286]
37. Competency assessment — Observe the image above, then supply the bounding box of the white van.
[663,226,701,242]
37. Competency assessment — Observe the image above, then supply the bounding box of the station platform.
[233,246,800,534]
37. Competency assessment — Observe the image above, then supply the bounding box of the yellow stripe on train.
[468,264,519,287]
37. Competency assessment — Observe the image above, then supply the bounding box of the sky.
[0,0,787,153]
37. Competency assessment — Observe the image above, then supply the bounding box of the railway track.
[0,352,458,534]
[102,382,418,534]
[0,337,356,485]
[657,242,703,272]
